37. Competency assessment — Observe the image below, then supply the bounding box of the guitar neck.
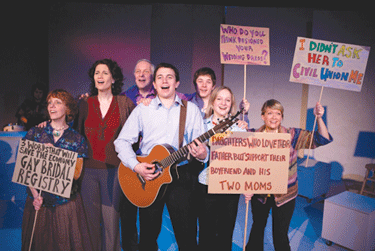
[159,109,242,168]
[160,129,215,168]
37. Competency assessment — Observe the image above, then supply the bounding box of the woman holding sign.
[197,86,247,251]
[21,89,92,251]
[244,99,332,251]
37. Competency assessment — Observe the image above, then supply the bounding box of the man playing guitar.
[114,63,208,251]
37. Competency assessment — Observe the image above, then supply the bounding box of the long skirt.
[21,193,93,251]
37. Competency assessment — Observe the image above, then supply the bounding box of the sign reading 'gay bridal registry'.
[220,24,270,65]
[12,139,78,198]
[208,132,290,194]
[290,37,370,92]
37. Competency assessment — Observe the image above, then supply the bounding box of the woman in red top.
[75,59,135,251]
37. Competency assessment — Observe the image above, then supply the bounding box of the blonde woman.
[244,99,332,251]
[198,86,247,251]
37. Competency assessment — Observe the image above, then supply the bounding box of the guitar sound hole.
[153,162,163,174]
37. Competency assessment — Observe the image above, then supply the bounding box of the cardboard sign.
[208,131,290,194]
[220,24,270,65]
[290,37,370,92]
[12,139,78,198]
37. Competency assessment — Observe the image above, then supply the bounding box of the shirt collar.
[154,94,183,108]
[192,93,204,108]
[204,114,214,125]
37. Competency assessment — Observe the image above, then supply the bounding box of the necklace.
[52,125,68,137]
[265,128,278,133]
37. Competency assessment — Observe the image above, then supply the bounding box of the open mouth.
[161,86,170,90]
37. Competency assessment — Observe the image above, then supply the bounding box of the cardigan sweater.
[250,125,333,206]
[75,95,135,169]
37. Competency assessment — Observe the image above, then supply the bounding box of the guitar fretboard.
[158,109,241,169]
[160,129,216,168]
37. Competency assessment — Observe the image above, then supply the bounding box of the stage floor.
[1,180,351,250]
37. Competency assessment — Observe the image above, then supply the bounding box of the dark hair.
[88,59,124,96]
[193,67,216,88]
[153,63,180,82]
[47,89,78,123]
[31,82,48,98]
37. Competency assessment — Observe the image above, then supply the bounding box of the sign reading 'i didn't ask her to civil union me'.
[290,37,370,92]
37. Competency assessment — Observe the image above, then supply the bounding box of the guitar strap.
[179,99,187,148]
[171,99,187,181]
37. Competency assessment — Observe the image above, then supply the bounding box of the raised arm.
[314,102,330,140]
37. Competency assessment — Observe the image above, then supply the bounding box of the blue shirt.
[24,122,88,207]
[123,84,157,105]
[181,92,206,118]
[114,95,208,170]
[122,84,188,106]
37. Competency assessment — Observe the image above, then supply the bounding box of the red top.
[85,97,120,163]
[75,95,135,169]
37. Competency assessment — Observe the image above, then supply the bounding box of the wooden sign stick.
[242,201,249,251]
[242,64,247,120]
[244,64,247,99]
[28,190,42,251]
[305,86,324,167]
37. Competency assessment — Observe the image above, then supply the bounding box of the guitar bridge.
[137,162,163,191]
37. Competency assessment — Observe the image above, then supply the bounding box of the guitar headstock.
[212,108,244,134]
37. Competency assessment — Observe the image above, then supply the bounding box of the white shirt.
[114,95,208,170]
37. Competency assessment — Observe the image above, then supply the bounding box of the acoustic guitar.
[118,110,242,208]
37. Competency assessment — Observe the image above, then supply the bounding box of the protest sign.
[207,131,290,194]
[12,139,78,198]
[290,37,370,92]
[220,24,270,65]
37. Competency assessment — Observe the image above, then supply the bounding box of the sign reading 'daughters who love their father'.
[290,37,370,92]
[220,24,270,65]
[208,131,290,194]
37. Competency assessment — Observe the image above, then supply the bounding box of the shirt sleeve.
[23,127,36,140]
[291,127,333,150]
[77,135,88,158]
[186,102,209,163]
[114,105,142,170]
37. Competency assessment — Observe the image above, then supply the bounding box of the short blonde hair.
[205,86,236,119]
[261,99,284,118]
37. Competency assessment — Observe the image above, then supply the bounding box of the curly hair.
[88,59,124,96]
[46,89,78,123]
